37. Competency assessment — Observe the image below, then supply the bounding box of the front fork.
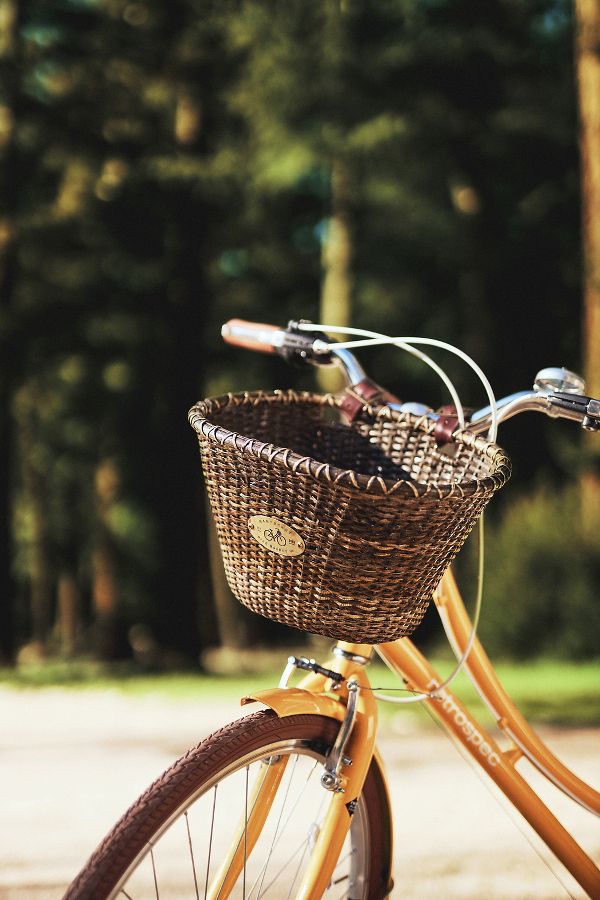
[293,650,380,900]
[207,643,381,900]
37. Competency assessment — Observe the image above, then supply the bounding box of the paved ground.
[0,686,598,899]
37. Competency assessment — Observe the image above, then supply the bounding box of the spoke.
[217,753,319,900]
[334,845,359,898]
[204,785,218,900]
[284,809,325,900]
[214,761,275,900]
[270,759,321,855]
[252,755,300,899]
[204,784,219,900]
[185,811,200,900]
[254,754,326,900]
[149,844,159,899]
[285,835,310,900]
[332,847,354,878]
[259,835,312,897]
[120,891,134,899]
[243,765,249,900]
[284,806,353,899]
[249,756,325,899]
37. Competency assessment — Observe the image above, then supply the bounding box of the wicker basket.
[189,390,511,644]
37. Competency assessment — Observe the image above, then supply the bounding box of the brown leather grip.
[221,319,282,354]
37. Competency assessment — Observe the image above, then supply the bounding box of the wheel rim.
[109,737,372,900]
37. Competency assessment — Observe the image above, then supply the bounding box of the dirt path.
[0,686,598,899]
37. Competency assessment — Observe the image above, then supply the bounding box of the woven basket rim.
[188,389,511,498]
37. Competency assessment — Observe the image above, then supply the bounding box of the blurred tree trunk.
[575,0,600,535]
[54,479,83,655]
[56,570,80,657]
[0,377,14,664]
[0,257,16,663]
[15,385,54,655]
[92,458,122,659]
[25,458,53,651]
[317,0,354,394]
[318,160,353,393]
[151,192,220,660]
[0,0,20,664]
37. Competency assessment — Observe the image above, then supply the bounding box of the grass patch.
[445,658,600,727]
[0,656,598,726]
[0,659,281,699]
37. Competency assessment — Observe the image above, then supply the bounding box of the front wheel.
[64,710,393,900]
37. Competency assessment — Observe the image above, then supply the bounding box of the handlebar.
[221,319,286,354]
[221,318,600,436]
[222,319,334,365]
[466,389,600,435]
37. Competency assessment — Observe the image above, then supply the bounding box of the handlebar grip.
[221,319,284,354]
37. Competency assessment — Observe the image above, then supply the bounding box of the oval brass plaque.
[248,516,305,557]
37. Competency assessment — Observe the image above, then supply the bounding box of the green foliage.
[479,487,600,660]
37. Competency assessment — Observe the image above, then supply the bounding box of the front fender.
[241,686,345,721]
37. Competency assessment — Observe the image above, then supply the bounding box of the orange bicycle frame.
[235,568,600,899]
[376,569,600,898]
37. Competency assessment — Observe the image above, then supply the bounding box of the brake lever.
[583,399,600,432]
[285,320,334,365]
[548,391,600,431]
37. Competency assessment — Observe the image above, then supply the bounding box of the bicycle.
[64,318,600,900]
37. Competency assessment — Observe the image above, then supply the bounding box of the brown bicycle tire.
[64,710,393,900]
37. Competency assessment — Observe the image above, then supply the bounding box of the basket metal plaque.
[248,515,305,557]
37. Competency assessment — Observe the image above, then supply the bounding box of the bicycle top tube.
[221,318,600,437]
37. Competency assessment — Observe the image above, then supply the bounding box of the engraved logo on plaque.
[248,516,305,557]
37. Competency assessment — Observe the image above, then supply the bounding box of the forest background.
[1,0,599,671]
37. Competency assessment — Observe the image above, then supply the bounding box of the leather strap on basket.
[434,405,461,445]
[340,378,401,423]
[342,386,467,447]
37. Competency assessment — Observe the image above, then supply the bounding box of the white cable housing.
[297,321,498,700]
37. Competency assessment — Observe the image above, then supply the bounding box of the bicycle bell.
[533,367,586,394]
